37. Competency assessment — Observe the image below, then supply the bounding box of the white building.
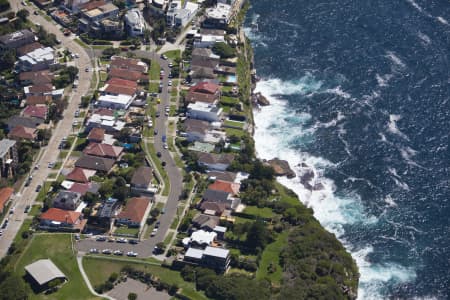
[124,9,146,37]
[203,3,232,28]
[193,34,226,48]
[166,0,199,27]
[17,47,56,71]
[96,94,133,110]
[86,114,126,133]
[187,102,222,122]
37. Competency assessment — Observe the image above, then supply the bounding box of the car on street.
[73,120,78,126]
[151,228,158,237]
[161,54,168,60]
[168,63,173,68]
[156,151,162,158]
[161,161,166,167]
[35,184,42,192]
[155,111,160,117]
[108,237,116,242]
[129,239,139,244]
[168,80,172,86]
[102,249,112,254]
[148,120,153,128]
[9,207,14,214]
[153,246,163,255]
[127,251,138,257]
[165,111,169,116]
[89,248,99,254]
[74,234,80,240]
[154,129,158,135]
[155,220,160,228]
[48,162,55,168]
[33,11,38,15]
[114,250,124,256]
[96,236,107,242]
[163,143,168,149]
[24,205,30,213]
[117,238,128,243]
[0,230,3,236]
[85,67,90,72]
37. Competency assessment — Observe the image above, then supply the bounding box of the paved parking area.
[107,278,170,300]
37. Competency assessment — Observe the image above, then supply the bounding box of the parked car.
[154,129,158,135]
[113,250,124,256]
[108,237,116,242]
[117,238,128,243]
[129,239,139,244]
[48,162,55,168]
[155,221,160,228]
[127,251,138,257]
[89,248,99,254]
[35,184,42,192]
[151,228,158,237]
[102,249,112,254]
[156,151,162,158]
[96,236,107,242]
[24,205,30,213]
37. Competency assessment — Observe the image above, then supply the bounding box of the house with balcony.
[0,139,18,178]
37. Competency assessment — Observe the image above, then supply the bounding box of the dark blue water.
[247,1,450,299]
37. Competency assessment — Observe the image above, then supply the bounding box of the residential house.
[182,229,217,248]
[186,82,221,104]
[166,1,198,27]
[17,41,43,56]
[115,197,151,228]
[192,214,220,232]
[100,78,138,97]
[53,191,82,211]
[79,3,119,33]
[85,113,126,133]
[203,3,233,29]
[183,119,210,142]
[75,155,115,173]
[202,189,230,204]
[32,0,53,8]
[96,94,134,110]
[25,95,52,106]
[0,30,35,50]
[22,105,48,121]
[24,84,54,96]
[199,201,226,216]
[191,48,220,62]
[66,167,96,183]
[69,0,102,13]
[206,170,237,182]
[0,187,14,214]
[8,126,37,141]
[190,65,216,79]
[7,116,44,131]
[87,127,105,143]
[83,142,123,160]
[124,8,145,36]
[109,68,145,82]
[17,47,56,72]
[213,225,227,240]
[110,56,148,73]
[193,34,226,48]
[197,152,234,171]
[187,102,222,122]
[19,70,54,86]
[39,208,86,231]
[90,197,119,230]
[208,180,240,196]
[184,246,230,272]
[130,166,156,196]
[0,139,18,178]
[68,182,100,196]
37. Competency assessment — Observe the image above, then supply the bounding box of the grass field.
[243,206,274,218]
[149,61,161,81]
[224,120,245,129]
[163,50,181,61]
[82,256,207,299]
[256,231,288,284]
[114,226,139,237]
[225,127,246,138]
[14,234,100,300]
[221,96,240,105]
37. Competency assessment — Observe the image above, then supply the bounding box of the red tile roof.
[109,68,143,82]
[17,42,43,56]
[40,208,81,224]
[26,95,52,105]
[93,108,115,117]
[66,167,94,183]
[29,84,53,94]
[189,82,220,95]
[117,197,150,223]
[185,91,218,104]
[110,56,147,73]
[0,187,14,214]
[8,126,37,140]
[69,183,90,195]
[208,180,240,195]
[83,142,123,159]
[103,84,136,96]
[106,78,138,88]
[19,70,53,84]
[87,127,105,142]
[79,0,106,11]
[22,105,47,119]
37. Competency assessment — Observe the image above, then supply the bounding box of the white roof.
[190,229,217,245]
[234,171,250,183]
[185,247,204,260]
[201,35,225,43]
[206,3,231,20]
[213,225,227,233]
[61,180,74,190]
[25,259,66,286]
[19,47,54,65]
[188,101,219,112]
[185,1,199,13]
[204,246,229,259]
[98,94,133,106]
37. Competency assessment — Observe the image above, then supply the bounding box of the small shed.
[25,259,66,288]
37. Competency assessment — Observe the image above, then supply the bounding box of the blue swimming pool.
[226,75,237,83]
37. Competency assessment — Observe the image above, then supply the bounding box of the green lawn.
[225,127,246,138]
[58,150,69,160]
[14,234,100,300]
[163,50,181,61]
[221,96,240,105]
[73,38,88,49]
[149,82,160,93]
[169,105,177,116]
[149,61,161,81]
[82,256,207,299]
[163,231,174,246]
[256,231,288,284]
[114,226,139,237]
[28,205,42,217]
[243,206,275,218]
[224,120,245,129]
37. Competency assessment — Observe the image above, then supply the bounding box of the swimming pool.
[226,75,237,83]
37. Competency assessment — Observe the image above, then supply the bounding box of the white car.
[148,121,153,128]
[163,143,168,149]
[168,80,172,86]
[151,228,158,237]
[127,251,138,257]
[48,162,55,168]
[89,248,99,253]
[117,238,128,243]
[113,250,124,256]
[102,249,112,254]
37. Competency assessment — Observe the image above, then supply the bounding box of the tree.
[212,42,236,58]
[150,208,160,218]
[0,273,28,300]
[127,293,137,300]
[246,220,272,252]
[102,47,120,57]
[16,9,29,21]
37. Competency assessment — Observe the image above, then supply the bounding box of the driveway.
[0,1,93,259]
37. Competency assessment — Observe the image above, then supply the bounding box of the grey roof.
[206,171,236,182]
[98,197,118,218]
[192,213,219,229]
[192,48,213,58]
[53,191,81,208]
[0,29,34,47]
[131,166,153,186]
[191,56,220,69]
[185,247,204,260]
[25,259,66,286]
[125,8,143,26]
[184,118,210,134]
[0,139,16,158]
[75,155,115,172]
[197,152,235,166]
[203,189,230,203]
[7,115,43,129]
[213,225,227,233]
[203,246,229,259]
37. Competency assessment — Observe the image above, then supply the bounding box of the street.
[0,0,93,258]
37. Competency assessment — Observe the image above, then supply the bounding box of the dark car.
[35,184,42,192]
[156,151,162,158]
[155,220,160,228]
[161,161,166,167]
[24,205,30,213]
[154,129,158,135]
[155,111,160,117]
[129,239,139,244]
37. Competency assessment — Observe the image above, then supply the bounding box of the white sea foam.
[386,51,407,69]
[253,77,416,300]
[417,31,431,45]
[436,16,449,25]
[387,114,410,140]
[375,73,393,87]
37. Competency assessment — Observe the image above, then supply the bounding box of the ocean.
[245,1,450,299]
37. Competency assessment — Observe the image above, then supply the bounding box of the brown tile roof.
[103,84,136,96]
[8,126,37,140]
[189,82,220,94]
[17,42,44,56]
[107,77,138,88]
[83,142,123,159]
[79,0,106,11]
[93,108,115,117]
[185,91,218,104]
[200,201,226,215]
[184,119,210,134]
[22,105,47,119]
[208,180,240,196]
[110,56,147,73]
[109,68,143,82]
[0,187,14,214]
[87,128,105,142]
[40,208,81,224]
[66,167,95,183]
[117,197,150,223]
[25,95,52,105]
[197,152,235,165]
[29,84,53,94]
[20,70,53,85]
[131,166,153,187]
[206,171,237,182]
[75,155,115,172]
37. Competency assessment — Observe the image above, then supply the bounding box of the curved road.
[0,1,93,258]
